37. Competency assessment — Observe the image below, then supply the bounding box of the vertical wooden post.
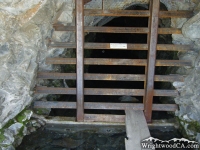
[143,1,152,104]
[76,0,84,122]
[144,0,160,123]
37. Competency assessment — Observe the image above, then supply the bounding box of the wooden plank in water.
[125,110,151,150]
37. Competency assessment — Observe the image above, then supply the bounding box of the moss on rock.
[0,133,5,143]
[177,117,200,140]
[16,110,32,125]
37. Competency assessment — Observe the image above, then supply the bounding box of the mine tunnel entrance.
[49,5,177,120]
[20,1,194,149]
[34,0,193,124]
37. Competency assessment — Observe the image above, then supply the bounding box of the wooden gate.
[34,0,193,123]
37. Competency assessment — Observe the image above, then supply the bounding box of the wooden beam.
[125,110,151,150]
[84,114,125,123]
[84,9,193,18]
[144,0,160,123]
[49,42,192,52]
[34,101,178,112]
[46,58,192,66]
[84,9,150,17]
[53,25,181,34]
[37,72,185,82]
[35,87,179,97]
[84,0,91,4]
[76,0,84,122]
[159,10,193,18]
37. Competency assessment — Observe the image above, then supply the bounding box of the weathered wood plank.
[49,42,192,52]
[84,9,150,17]
[76,0,84,121]
[46,58,192,67]
[37,72,185,82]
[84,9,193,18]
[35,87,178,97]
[125,110,151,150]
[144,0,160,123]
[53,25,181,34]
[84,114,125,123]
[34,101,178,111]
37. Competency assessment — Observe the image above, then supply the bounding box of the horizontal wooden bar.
[84,114,125,123]
[84,9,150,17]
[34,101,76,109]
[158,28,181,34]
[85,43,148,50]
[84,10,193,18]
[159,10,193,18]
[46,58,192,66]
[155,60,192,66]
[53,25,181,34]
[49,42,76,48]
[85,88,145,96]
[156,44,192,51]
[84,0,91,4]
[49,42,192,52]
[35,87,178,97]
[38,72,185,82]
[54,26,149,33]
[46,58,146,66]
[34,101,178,111]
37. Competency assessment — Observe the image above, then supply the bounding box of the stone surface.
[182,11,200,39]
[0,0,63,129]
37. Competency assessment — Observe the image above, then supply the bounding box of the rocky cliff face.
[0,0,55,129]
[0,0,200,148]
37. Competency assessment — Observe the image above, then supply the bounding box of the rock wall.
[174,3,200,141]
[0,0,77,129]
[0,0,200,148]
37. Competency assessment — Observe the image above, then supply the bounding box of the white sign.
[110,43,127,49]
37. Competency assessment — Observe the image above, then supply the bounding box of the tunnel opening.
[16,2,196,150]
[49,4,178,120]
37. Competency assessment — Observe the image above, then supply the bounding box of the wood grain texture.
[125,110,151,150]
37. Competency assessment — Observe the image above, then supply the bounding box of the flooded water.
[17,124,189,150]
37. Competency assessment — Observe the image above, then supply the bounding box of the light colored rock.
[7,123,23,136]
[172,34,193,45]
[0,0,59,129]
[173,81,185,92]
[0,130,14,146]
[1,145,15,150]
[182,12,200,39]
[196,133,200,144]
[178,51,198,68]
